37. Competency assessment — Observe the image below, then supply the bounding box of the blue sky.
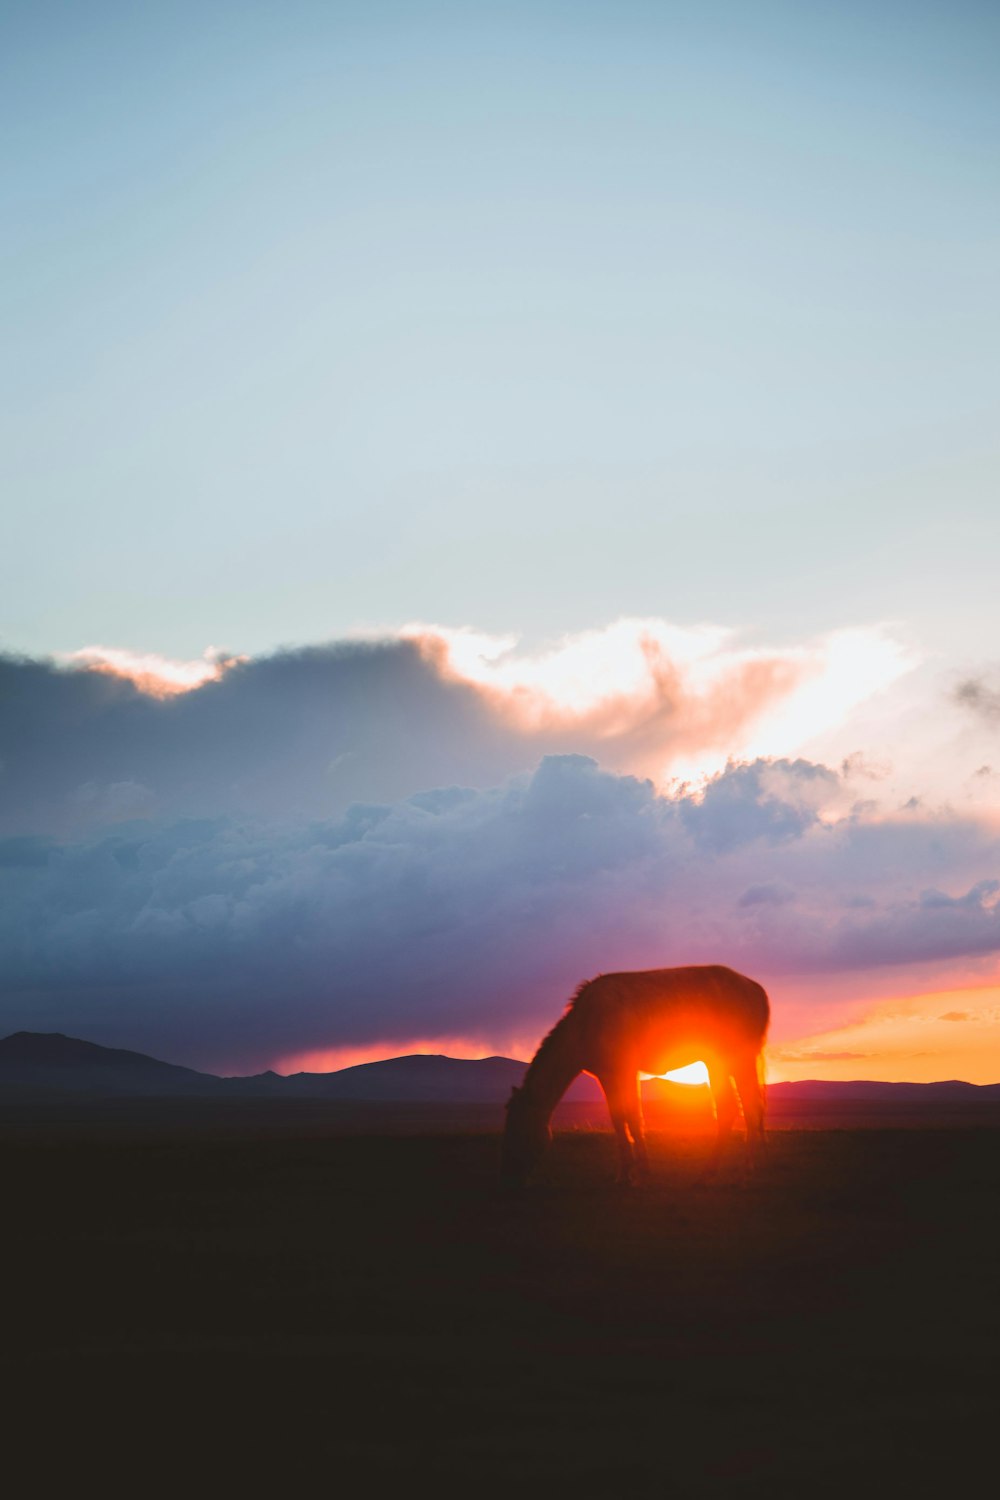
[3,0,998,657]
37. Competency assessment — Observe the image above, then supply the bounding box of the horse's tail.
[754,979,770,1122]
[757,1046,768,1126]
[756,978,771,1039]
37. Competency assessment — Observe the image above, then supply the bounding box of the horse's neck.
[523,1015,583,1116]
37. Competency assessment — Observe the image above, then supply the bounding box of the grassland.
[5,1105,1000,1495]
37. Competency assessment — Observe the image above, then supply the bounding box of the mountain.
[0,1031,228,1099]
[0,1033,545,1103]
[3,1032,1000,1108]
[768,1078,1000,1103]
[284,1053,532,1102]
[0,1033,608,1103]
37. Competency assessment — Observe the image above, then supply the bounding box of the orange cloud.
[63,646,241,698]
[61,619,913,789]
[399,619,913,787]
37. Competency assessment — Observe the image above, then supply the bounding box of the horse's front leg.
[613,1122,634,1185]
[600,1075,642,1186]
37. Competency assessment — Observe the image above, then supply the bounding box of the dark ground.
[6,1101,1000,1496]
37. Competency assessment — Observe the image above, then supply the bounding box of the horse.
[500,964,769,1189]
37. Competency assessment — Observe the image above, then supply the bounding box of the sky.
[2,2,999,1080]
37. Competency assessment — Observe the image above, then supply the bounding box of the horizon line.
[1,1030,996,1090]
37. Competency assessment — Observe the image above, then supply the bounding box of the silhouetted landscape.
[6,1031,1000,1126]
[6,1092,1000,1492]
[5,1033,1000,1493]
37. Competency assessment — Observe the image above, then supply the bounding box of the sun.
[655,1061,711,1086]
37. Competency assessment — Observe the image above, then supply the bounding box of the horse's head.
[499,1085,552,1191]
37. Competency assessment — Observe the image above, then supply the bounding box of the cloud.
[775,1050,871,1062]
[841,751,892,782]
[3,623,998,1075]
[955,677,1000,722]
[680,758,839,852]
[738,883,795,908]
[61,646,237,698]
[71,780,157,823]
[0,640,515,838]
[3,750,1000,1073]
[829,878,1000,969]
[405,619,912,784]
[0,619,910,840]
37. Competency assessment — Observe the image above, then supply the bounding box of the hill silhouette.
[0,1031,229,1099]
[0,1033,546,1103]
[3,1031,1000,1109]
[286,1053,533,1102]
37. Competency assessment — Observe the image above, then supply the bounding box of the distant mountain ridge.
[2,1031,1000,1106]
[771,1078,1000,1099]
[0,1032,541,1103]
[287,1053,535,1102]
[0,1031,230,1098]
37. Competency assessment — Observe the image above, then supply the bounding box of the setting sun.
[653,1062,711,1086]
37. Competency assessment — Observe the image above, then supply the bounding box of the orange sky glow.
[768,979,1000,1084]
[276,978,1000,1086]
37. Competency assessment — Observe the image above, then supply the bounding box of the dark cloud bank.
[2,647,1000,1072]
[0,641,521,838]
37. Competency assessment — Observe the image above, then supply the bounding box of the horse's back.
[572,964,769,1049]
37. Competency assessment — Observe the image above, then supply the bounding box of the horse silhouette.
[501,964,769,1188]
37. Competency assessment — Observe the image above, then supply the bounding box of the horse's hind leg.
[734,1054,766,1170]
[702,1063,739,1180]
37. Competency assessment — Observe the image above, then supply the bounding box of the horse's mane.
[568,977,596,1006]
[527,1012,571,1073]
[525,976,599,1074]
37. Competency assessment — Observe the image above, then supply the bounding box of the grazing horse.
[500,964,769,1188]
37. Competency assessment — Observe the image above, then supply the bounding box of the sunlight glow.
[736,628,916,767]
[401,618,731,721]
[770,977,1000,1084]
[399,618,914,787]
[659,1061,711,1086]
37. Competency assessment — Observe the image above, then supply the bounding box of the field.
[6,1102,1000,1495]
